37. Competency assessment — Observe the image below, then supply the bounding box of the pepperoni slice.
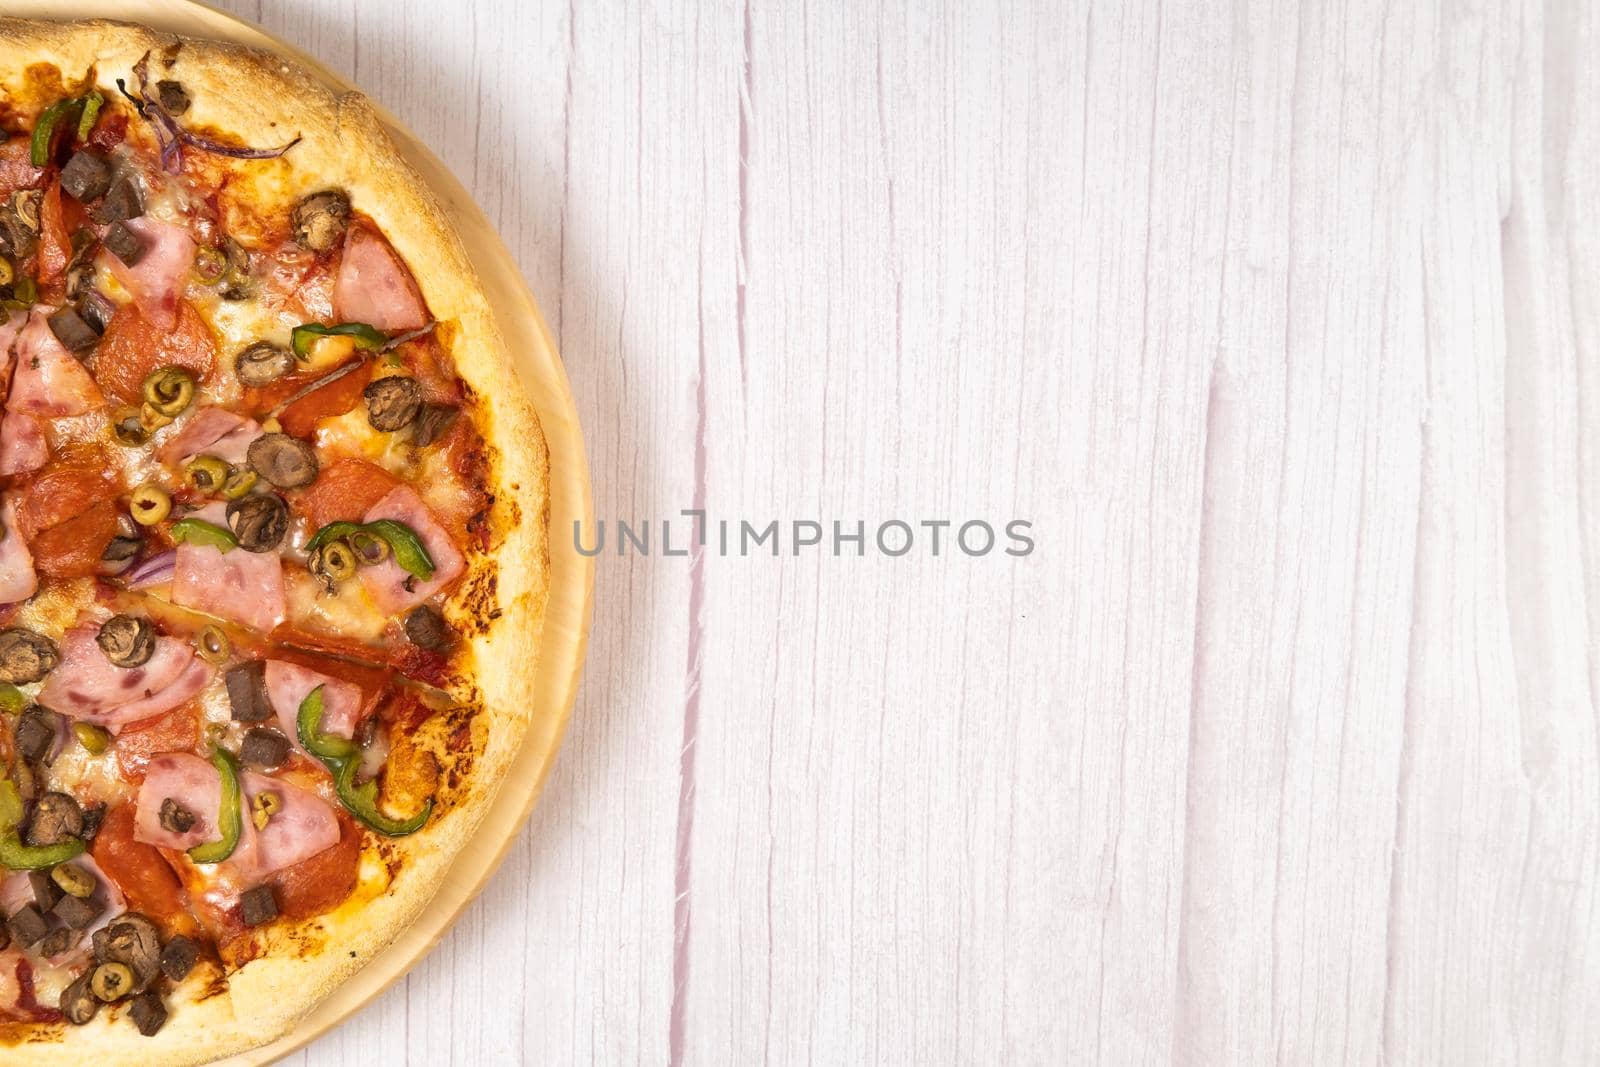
[114,704,202,782]
[278,360,373,439]
[0,137,43,200]
[14,450,118,540]
[29,500,117,578]
[292,458,402,529]
[90,804,201,940]
[92,301,217,403]
[270,811,361,921]
[35,182,68,283]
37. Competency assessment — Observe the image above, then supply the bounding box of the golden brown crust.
[0,16,551,1065]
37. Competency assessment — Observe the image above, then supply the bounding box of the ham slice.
[37,624,209,732]
[226,772,340,881]
[264,660,365,748]
[9,310,102,417]
[157,406,262,468]
[332,222,427,332]
[0,495,37,604]
[0,412,46,476]
[134,752,223,851]
[358,486,465,613]
[173,543,286,634]
[101,217,195,331]
[98,657,210,731]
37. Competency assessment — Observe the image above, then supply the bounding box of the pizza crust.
[0,17,552,1064]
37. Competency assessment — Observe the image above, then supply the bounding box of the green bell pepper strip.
[170,517,239,551]
[0,780,85,870]
[0,684,25,715]
[290,322,388,360]
[30,98,80,166]
[303,521,361,556]
[296,687,431,837]
[187,747,242,864]
[305,519,435,581]
[75,91,104,141]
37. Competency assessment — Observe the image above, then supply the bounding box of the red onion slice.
[122,549,176,589]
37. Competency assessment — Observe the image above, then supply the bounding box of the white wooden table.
[213,1,1600,1063]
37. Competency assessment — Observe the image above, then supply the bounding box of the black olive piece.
[234,341,294,387]
[155,79,190,115]
[0,629,58,684]
[158,797,195,835]
[36,926,75,958]
[225,660,271,722]
[27,792,85,847]
[411,403,460,447]
[96,914,162,991]
[97,614,155,668]
[60,969,99,1025]
[46,304,102,353]
[53,892,103,931]
[102,220,146,266]
[403,604,453,652]
[159,935,199,982]
[290,189,350,253]
[28,869,59,911]
[247,433,319,489]
[6,904,47,947]
[59,151,112,203]
[130,989,168,1036]
[240,885,277,927]
[90,175,144,224]
[14,705,59,763]
[362,376,422,432]
[79,802,106,843]
[239,726,291,769]
[225,493,289,552]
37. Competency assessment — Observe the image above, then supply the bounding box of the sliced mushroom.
[411,403,460,447]
[0,628,58,684]
[363,376,422,432]
[234,341,294,387]
[95,913,162,992]
[0,190,41,257]
[96,614,154,668]
[290,190,350,253]
[403,605,453,651]
[60,969,99,1025]
[155,79,190,115]
[27,792,85,847]
[247,433,319,489]
[158,798,194,835]
[14,705,60,763]
[225,493,289,552]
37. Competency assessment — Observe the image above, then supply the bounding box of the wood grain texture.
[203,0,1598,1062]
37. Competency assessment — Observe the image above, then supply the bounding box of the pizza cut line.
[0,21,549,1058]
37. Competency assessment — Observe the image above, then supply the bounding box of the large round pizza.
[0,17,551,1064]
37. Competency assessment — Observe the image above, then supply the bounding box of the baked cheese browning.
[0,42,503,1042]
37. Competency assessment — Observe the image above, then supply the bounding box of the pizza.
[0,17,551,1064]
